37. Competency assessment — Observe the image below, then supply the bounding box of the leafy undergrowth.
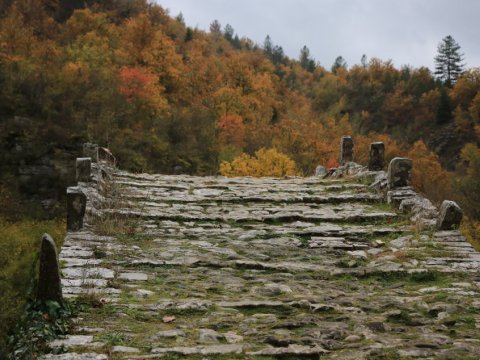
[0,219,65,357]
[7,294,104,359]
[8,300,74,359]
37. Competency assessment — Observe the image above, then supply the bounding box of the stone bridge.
[41,140,480,359]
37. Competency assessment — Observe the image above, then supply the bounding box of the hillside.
[1,0,479,197]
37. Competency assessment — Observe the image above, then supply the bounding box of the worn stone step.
[102,208,397,224]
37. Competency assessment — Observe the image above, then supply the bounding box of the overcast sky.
[154,0,480,70]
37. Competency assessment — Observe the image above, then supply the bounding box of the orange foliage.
[326,158,339,169]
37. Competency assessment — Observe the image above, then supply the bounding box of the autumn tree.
[406,141,452,203]
[220,148,298,177]
[434,35,465,86]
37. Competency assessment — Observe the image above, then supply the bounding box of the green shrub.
[0,219,65,356]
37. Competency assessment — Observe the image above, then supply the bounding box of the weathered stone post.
[37,234,63,303]
[83,143,98,163]
[340,136,354,164]
[437,200,463,230]
[387,157,412,189]
[368,142,385,171]
[67,187,86,231]
[76,157,91,183]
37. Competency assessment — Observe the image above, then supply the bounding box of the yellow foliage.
[220,148,299,177]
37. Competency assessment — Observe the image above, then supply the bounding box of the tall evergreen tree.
[361,54,368,68]
[175,12,185,24]
[223,24,234,42]
[263,35,273,55]
[271,45,285,65]
[299,46,315,72]
[331,55,347,74]
[434,35,465,86]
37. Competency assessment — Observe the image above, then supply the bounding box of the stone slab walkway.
[42,170,480,359]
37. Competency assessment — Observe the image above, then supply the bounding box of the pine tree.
[271,45,285,65]
[331,56,347,74]
[175,12,185,24]
[299,46,315,72]
[209,20,221,34]
[361,54,368,68]
[263,35,273,56]
[434,35,465,86]
[224,24,234,42]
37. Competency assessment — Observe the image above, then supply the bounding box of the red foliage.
[119,66,154,101]
[326,157,339,169]
[217,115,245,148]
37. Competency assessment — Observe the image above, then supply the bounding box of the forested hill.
[0,1,479,234]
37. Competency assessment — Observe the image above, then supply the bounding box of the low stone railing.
[37,143,116,303]
[320,136,463,231]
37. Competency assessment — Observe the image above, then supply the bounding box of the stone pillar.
[76,157,91,183]
[437,200,463,230]
[37,234,63,303]
[83,143,98,163]
[67,187,86,231]
[368,142,385,171]
[340,136,354,165]
[387,157,412,189]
